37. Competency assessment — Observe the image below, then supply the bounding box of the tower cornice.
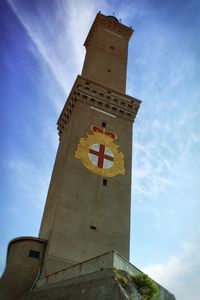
[84,13,134,48]
[57,75,141,138]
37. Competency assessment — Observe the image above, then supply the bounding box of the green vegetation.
[113,267,129,286]
[133,274,159,300]
[113,268,159,300]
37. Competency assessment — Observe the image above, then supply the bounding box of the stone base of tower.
[19,251,175,300]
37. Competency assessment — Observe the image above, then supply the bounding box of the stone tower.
[38,13,141,276]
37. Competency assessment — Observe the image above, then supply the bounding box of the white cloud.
[133,141,176,197]
[143,235,200,300]
[132,95,200,199]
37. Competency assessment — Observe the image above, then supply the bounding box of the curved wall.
[0,237,47,300]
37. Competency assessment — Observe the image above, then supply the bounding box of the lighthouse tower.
[39,13,141,276]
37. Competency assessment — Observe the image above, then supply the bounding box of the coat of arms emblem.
[75,125,125,177]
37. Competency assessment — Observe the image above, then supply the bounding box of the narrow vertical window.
[103,179,107,186]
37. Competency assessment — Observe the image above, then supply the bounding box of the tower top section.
[84,13,133,48]
[81,13,134,93]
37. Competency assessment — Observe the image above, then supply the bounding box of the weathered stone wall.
[20,269,124,300]
[19,268,175,300]
[39,75,141,276]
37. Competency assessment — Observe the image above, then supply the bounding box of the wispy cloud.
[6,157,50,213]
[4,0,102,213]
[132,78,200,199]
[7,0,99,112]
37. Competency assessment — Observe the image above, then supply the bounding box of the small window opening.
[102,122,106,128]
[28,250,40,259]
[103,179,107,186]
[107,69,111,73]
[110,46,114,50]
[90,225,97,230]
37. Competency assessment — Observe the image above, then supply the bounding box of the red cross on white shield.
[88,143,114,169]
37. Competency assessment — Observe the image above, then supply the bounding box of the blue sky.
[0,0,200,299]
